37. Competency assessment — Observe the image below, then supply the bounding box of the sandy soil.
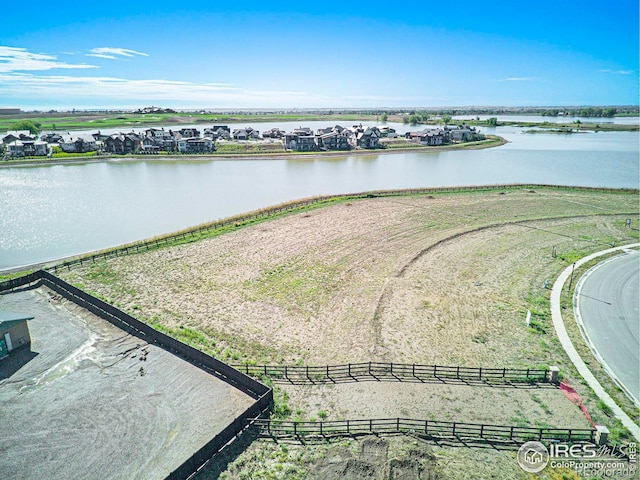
[0,287,254,480]
[281,381,589,428]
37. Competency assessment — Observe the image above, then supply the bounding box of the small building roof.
[0,312,34,330]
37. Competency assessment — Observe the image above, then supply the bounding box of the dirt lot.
[58,187,639,478]
[0,287,254,480]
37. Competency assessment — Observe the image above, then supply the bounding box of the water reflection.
[0,126,638,270]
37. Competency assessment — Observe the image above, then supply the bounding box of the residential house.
[262,127,286,139]
[141,136,160,153]
[232,129,249,140]
[2,131,33,144]
[59,135,97,153]
[232,127,260,140]
[144,128,177,151]
[292,127,314,136]
[355,127,380,149]
[104,133,141,154]
[417,129,447,146]
[178,127,200,138]
[446,125,480,142]
[177,137,214,153]
[40,132,64,144]
[6,140,48,157]
[379,126,397,138]
[204,125,231,140]
[284,133,317,151]
[317,130,351,150]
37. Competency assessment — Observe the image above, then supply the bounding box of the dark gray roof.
[0,312,33,330]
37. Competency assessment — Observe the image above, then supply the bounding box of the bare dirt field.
[0,287,254,480]
[58,186,639,479]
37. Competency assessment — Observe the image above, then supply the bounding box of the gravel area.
[0,287,254,480]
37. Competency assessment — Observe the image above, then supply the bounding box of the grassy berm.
[60,186,639,479]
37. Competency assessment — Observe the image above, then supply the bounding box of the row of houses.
[283,124,388,151]
[2,123,482,157]
[405,125,482,146]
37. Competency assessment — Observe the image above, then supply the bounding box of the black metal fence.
[43,183,636,274]
[0,271,273,480]
[233,362,550,384]
[253,417,596,445]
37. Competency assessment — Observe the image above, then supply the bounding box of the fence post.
[294,422,297,437]
[479,367,482,380]
[510,425,514,440]
[346,420,350,435]
[320,421,323,436]
[452,422,456,437]
[396,418,400,432]
[368,361,371,376]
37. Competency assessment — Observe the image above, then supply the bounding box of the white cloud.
[0,72,317,106]
[0,46,97,73]
[87,47,149,59]
[498,77,540,82]
[86,53,118,60]
[598,69,634,75]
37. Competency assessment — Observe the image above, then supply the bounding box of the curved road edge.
[550,243,640,442]
[574,252,639,408]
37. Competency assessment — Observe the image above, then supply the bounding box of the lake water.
[1,122,638,270]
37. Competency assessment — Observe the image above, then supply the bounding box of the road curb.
[550,243,640,441]
[574,253,640,408]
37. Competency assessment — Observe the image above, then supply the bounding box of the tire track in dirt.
[369,213,638,356]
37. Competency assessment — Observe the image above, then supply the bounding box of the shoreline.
[0,136,507,168]
[2,182,636,277]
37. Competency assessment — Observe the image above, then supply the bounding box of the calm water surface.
[1,123,638,270]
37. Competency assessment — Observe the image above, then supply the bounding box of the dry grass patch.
[58,187,639,478]
[60,188,638,368]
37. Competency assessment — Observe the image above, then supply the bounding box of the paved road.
[575,250,639,404]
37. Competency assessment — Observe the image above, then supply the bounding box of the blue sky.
[2,1,638,109]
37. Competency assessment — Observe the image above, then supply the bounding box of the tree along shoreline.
[0,135,507,168]
[1,111,637,136]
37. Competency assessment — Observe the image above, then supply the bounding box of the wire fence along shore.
[252,417,596,445]
[233,362,551,385]
[38,183,636,275]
